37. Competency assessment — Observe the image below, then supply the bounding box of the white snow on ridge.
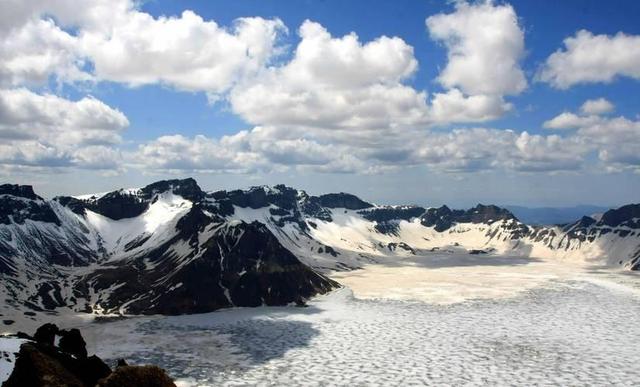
[83,192,192,257]
[224,203,639,271]
[73,187,140,200]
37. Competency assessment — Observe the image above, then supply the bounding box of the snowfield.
[74,254,640,387]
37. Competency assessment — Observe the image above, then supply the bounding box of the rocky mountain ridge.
[0,179,638,324]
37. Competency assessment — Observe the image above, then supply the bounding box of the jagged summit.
[0,184,43,201]
[55,178,205,220]
[317,193,373,210]
[0,178,638,323]
[599,203,640,228]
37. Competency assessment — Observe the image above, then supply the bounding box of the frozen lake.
[82,255,640,386]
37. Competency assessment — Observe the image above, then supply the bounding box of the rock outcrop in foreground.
[2,324,175,387]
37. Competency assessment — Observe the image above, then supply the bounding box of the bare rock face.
[97,365,176,387]
[3,342,85,387]
[3,324,175,387]
[33,323,58,346]
[59,329,88,359]
[1,179,339,316]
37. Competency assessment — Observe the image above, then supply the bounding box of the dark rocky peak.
[0,184,59,226]
[357,205,426,235]
[420,204,517,232]
[420,205,457,232]
[461,204,517,224]
[560,215,598,242]
[57,178,204,220]
[359,205,426,223]
[317,192,373,210]
[298,196,333,222]
[74,190,148,220]
[208,184,301,212]
[563,215,597,232]
[139,178,204,202]
[0,184,43,201]
[598,203,640,228]
[53,196,87,215]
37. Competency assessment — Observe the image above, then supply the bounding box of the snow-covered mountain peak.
[0,178,638,322]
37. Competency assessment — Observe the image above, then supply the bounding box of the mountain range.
[1,178,638,320]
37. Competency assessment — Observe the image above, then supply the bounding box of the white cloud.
[132,128,369,174]
[0,0,286,95]
[580,98,614,115]
[413,128,586,173]
[426,1,527,96]
[583,117,640,172]
[0,18,89,87]
[543,112,600,130]
[429,89,511,123]
[538,30,640,89]
[542,103,640,172]
[0,0,525,141]
[81,11,286,95]
[0,88,128,170]
[6,0,635,178]
[229,20,428,132]
[422,1,526,125]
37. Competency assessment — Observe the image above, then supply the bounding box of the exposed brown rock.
[97,365,176,387]
[3,343,84,387]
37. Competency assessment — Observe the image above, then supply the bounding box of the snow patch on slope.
[84,192,191,257]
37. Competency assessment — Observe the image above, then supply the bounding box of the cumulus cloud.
[429,89,511,123]
[542,101,640,172]
[132,129,369,175]
[538,30,640,89]
[229,20,428,132]
[5,0,635,178]
[0,88,128,170]
[543,98,615,129]
[543,112,600,130]
[579,116,640,171]
[580,98,614,115]
[426,1,527,96]
[0,18,89,87]
[423,0,527,124]
[0,0,286,95]
[81,12,286,96]
[414,128,586,173]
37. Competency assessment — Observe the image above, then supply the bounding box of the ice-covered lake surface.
[80,255,640,387]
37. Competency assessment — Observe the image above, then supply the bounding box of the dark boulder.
[4,324,174,387]
[3,342,85,387]
[59,328,88,359]
[33,323,59,346]
[75,355,112,385]
[97,365,176,387]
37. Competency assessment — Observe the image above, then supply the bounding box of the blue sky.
[1,0,639,207]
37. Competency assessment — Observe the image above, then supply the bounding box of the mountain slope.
[0,180,337,319]
[204,185,640,272]
[1,179,638,324]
